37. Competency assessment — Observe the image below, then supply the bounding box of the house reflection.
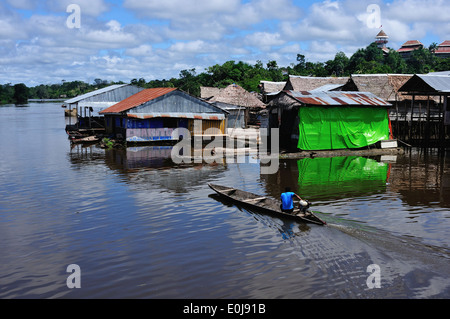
[262,156,390,201]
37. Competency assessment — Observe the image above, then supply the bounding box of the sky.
[1,0,449,86]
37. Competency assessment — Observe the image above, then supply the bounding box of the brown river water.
[0,103,449,299]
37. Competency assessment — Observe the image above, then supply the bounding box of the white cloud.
[5,0,36,10]
[46,0,110,17]
[385,0,450,23]
[2,0,450,86]
[125,44,153,57]
[244,32,285,51]
[123,0,240,19]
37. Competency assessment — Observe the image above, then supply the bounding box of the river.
[0,103,449,299]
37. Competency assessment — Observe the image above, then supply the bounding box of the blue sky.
[1,0,449,86]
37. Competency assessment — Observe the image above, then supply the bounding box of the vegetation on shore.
[2,42,449,104]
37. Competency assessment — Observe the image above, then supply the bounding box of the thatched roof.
[284,75,349,91]
[200,87,221,100]
[200,84,266,108]
[259,81,286,94]
[342,74,433,102]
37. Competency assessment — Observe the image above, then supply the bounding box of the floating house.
[267,90,392,151]
[340,74,423,117]
[64,84,144,139]
[259,81,287,102]
[201,84,265,126]
[209,101,247,129]
[398,74,450,146]
[64,84,144,118]
[338,74,448,145]
[99,88,228,143]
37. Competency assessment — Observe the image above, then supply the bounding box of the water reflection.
[388,149,450,208]
[262,156,390,202]
[3,103,449,299]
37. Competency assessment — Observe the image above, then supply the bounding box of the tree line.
[2,42,449,104]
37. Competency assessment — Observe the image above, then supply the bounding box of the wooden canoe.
[208,184,326,226]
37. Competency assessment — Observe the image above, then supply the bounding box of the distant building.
[258,81,286,102]
[397,40,424,59]
[434,40,450,59]
[100,88,228,143]
[375,30,390,55]
[200,83,265,126]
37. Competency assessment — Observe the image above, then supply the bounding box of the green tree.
[407,48,436,73]
[325,51,349,76]
[0,84,14,104]
[178,68,200,95]
[13,83,28,104]
[384,49,407,73]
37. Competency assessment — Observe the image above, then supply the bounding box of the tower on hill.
[375,30,389,48]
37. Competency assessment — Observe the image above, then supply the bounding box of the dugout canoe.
[208,184,326,226]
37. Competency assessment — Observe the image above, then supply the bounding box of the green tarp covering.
[297,106,390,150]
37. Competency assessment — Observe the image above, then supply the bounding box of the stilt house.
[268,90,392,151]
[100,88,228,142]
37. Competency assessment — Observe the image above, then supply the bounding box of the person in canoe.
[281,187,302,213]
[281,187,310,214]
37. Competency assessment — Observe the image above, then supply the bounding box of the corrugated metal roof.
[100,88,177,114]
[284,90,391,106]
[417,75,450,92]
[65,84,130,104]
[399,74,450,94]
[310,84,345,92]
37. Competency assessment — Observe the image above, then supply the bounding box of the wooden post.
[425,95,431,146]
[409,95,414,144]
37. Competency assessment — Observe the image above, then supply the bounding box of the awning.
[127,112,226,121]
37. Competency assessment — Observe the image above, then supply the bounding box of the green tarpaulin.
[297,106,390,150]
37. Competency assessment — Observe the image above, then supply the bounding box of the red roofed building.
[435,40,450,58]
[100,88,228,142]
[397,40,424,59]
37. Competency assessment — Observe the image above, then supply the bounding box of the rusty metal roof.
[100,88,177,114]
[284,90,391,107]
